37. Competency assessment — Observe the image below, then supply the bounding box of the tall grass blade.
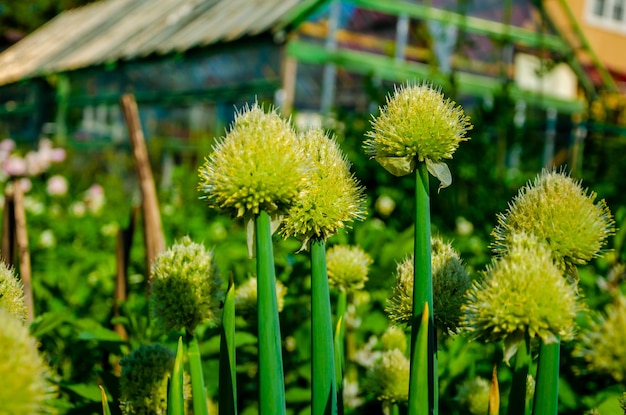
[188,331,209,415]
[219,273,238,415]
[489,363,500,415]
[99,385,111,415]
[168,336,185,415]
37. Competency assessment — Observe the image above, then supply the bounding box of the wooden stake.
[113,207,137,341]
[1,187,16,265]
[12,183,35,322]
[120,94,165,283]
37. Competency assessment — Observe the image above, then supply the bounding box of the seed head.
[119,344,175,415]
[234,275,287,324]
[0,261,27,322]
[198,103,308,218]
[150,236,222,333]
[386,237,470,334]
[365,348,410,403]
[380,325,408,353]
[326,244,372,293]
[281,128,366,245]
[573,295,626,383]
[364,83,471,181]
[457,377,490,415]
[463,232,579,351]
[492,169,614,272]
[0,308,56,414]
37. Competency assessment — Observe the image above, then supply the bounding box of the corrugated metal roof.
[0,0,309,87]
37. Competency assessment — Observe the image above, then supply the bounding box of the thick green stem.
[168,336,185,415]
[507,335,531,415]
[334,291,347,415]
[187,331,209,415]
[408,162,436,415]
[219,274,237,415]
[256,211,287,415]
[532,338,560,415]
[311,237,338,415]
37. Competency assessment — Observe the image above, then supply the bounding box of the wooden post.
[113,207,137,341]
[1,187,16,265]
[120,94,165,283]
[12,183,35,322]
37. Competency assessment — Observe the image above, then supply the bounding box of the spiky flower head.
[150,236,222,333]
[492,169,614,273]
[281,129,365,245]
[463,232,579,360]
[0,308,56,414]
[386,237,470,334]
[366,348,410,403]
[573,295,626,383]
[364,83,471,186]
[380,325,407,353]
[119,344,175,415]
[0,260,27,322]
[198,103,308,218]
[235,275,287,323]
[326,244,372,293]
[457,377,490,415]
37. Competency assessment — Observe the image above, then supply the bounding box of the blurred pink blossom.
[50,148,66,163]
[47,175,69,196]
[85,184,105,213]
[0,139,15,152]
[3,156,27,176]
[18,177,32,193]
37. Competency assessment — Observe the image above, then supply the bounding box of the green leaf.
[168,337,185,415]
[99,385,112,415]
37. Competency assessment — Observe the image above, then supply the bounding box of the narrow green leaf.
[311,237,338,415]
[219,273,238,415]
[256,210,287,415]
[334,291,347,415]
[99,385,112,415]
[188,331,209,415]
[168,336,185,415]
[489,363,500,415]
[532,338,560,415]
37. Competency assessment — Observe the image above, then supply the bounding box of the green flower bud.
[463,232,578,349]
[456,377,490,415]
[573,295,626,383]
[364,83,471,186]
[235,275,287,323]
[150,236,222,333]
[119,344,174,415]
[492,169,614,272]
[326,244,372,293]
[386,237,470,334]
[366,348,410,403]
[380,325,407,353]
[198,103,308,218]
[281,128,365,245]
[0,308,56,414]
[0,260,27,322]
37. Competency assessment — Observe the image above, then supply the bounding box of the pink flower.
[3,156,27,176]
[50,148,66,163]
[47,175,68,196]
[0,139,15,152]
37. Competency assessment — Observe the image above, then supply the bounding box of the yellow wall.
[545,0,626,76]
